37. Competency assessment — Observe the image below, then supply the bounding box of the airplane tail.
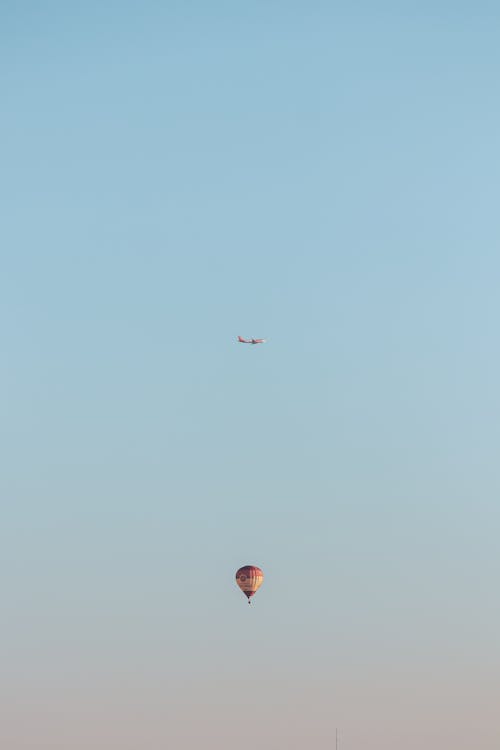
[237,336,246,342]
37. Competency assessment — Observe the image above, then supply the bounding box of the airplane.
[238,336,267,345]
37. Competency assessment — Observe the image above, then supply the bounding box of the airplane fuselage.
[238,336,265,344]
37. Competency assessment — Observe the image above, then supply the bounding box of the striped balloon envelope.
[235,565,264,604]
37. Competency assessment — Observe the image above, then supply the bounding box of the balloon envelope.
[235,565,264,600]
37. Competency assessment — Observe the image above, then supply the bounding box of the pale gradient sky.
[1,2,499,749]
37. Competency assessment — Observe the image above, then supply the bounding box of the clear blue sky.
[1,3,499,749]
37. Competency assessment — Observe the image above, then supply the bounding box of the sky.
[1,2,500,748]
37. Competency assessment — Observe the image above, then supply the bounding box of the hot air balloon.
[235,565,264,604]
